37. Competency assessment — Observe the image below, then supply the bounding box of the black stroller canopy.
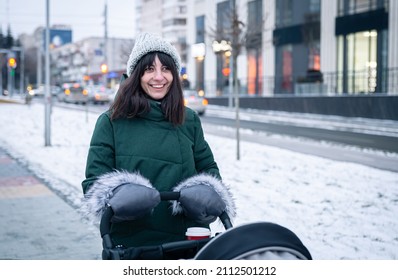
[194,222,312,260]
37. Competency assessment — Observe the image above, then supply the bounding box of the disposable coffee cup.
[185,227,211,240]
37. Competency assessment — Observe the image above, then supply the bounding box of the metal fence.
[201,67,398,97]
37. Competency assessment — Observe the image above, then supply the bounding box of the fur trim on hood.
[80,170,154,223]
[171,173,236,220]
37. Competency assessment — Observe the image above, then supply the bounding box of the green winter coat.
[82,100,221,247]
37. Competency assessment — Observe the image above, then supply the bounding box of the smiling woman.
[81,32,234,255]
[140,54,174,101]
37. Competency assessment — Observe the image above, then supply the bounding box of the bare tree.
[206,0,255,160]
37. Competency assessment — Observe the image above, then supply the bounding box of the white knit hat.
[126,32,181,76]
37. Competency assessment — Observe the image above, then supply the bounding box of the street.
[50,99,398,173]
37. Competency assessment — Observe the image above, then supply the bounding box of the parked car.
[28,85,61,97]
[58,83,89,104]
[183,89,208,115]
[87,85,113,104]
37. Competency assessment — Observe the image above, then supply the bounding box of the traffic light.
[8,57,17,68]
[100,63,108,74]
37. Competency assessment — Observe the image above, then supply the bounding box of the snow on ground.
[0,102,397,260]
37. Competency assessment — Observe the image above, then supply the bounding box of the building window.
[309,0,321,12]
[337,30,379,93]
[215,1,232,95]
[275,0,293,27]
[196,15,205,43]
[216,0,232,41]
[247,0,263,95]
[275,44,293,94]
[338,0,388,16]
[195,15,205,91]
[163,18,187,27]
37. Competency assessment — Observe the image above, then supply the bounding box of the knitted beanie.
[126,32,181,76]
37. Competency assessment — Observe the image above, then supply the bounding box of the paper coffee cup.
[185,227,211,240]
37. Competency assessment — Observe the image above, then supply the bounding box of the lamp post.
[44,0,51,146]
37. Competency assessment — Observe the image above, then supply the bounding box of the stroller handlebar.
[161,191,233,229]
[160,191,180,201]
[219,211,233,229]
[100,191,233,239]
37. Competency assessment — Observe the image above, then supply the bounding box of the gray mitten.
[178,184,226,224]
[171,174,236,225]
[109,183,160,223]
[81,170,160,224]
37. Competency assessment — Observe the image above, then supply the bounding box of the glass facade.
[274,0,321,94]
[246,0,263,95]
[205,0,391,96]
[336,0,389,94]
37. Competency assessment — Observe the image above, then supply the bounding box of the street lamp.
[100,63,108,74]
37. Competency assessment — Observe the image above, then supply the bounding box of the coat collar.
[140,99,165,122]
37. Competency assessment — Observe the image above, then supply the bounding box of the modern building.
[181,0,397,96]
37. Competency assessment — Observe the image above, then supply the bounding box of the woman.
[82,33,235,249]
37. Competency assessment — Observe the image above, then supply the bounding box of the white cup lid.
[185,227,211,236]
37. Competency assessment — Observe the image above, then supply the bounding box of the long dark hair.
[110,52,185,125]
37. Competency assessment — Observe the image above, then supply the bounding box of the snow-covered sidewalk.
[0,102,397,259]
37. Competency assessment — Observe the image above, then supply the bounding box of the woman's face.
[140,55,173,100]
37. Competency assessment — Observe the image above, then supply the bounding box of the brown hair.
[110,52,185,125]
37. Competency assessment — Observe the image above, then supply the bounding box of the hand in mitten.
[82,170,160,224]
[109,183,160,223]
[171,174,236,225]
[178,184,226,224]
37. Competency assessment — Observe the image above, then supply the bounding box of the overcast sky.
[0,0,136,41]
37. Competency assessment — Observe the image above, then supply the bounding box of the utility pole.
[44,0,51,146]
[0,49,10,97]
[103,0,108,86]
[37,31,43,87]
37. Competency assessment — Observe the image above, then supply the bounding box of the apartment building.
[50,37,133,86]
[137,0,189,73]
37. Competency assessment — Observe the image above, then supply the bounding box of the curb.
[0,97,26,105]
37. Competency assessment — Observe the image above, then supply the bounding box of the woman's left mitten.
[178,184,226,224]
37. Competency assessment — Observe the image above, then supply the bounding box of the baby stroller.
[100,191,312,260]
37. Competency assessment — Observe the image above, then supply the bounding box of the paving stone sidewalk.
[0,147,102,260]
